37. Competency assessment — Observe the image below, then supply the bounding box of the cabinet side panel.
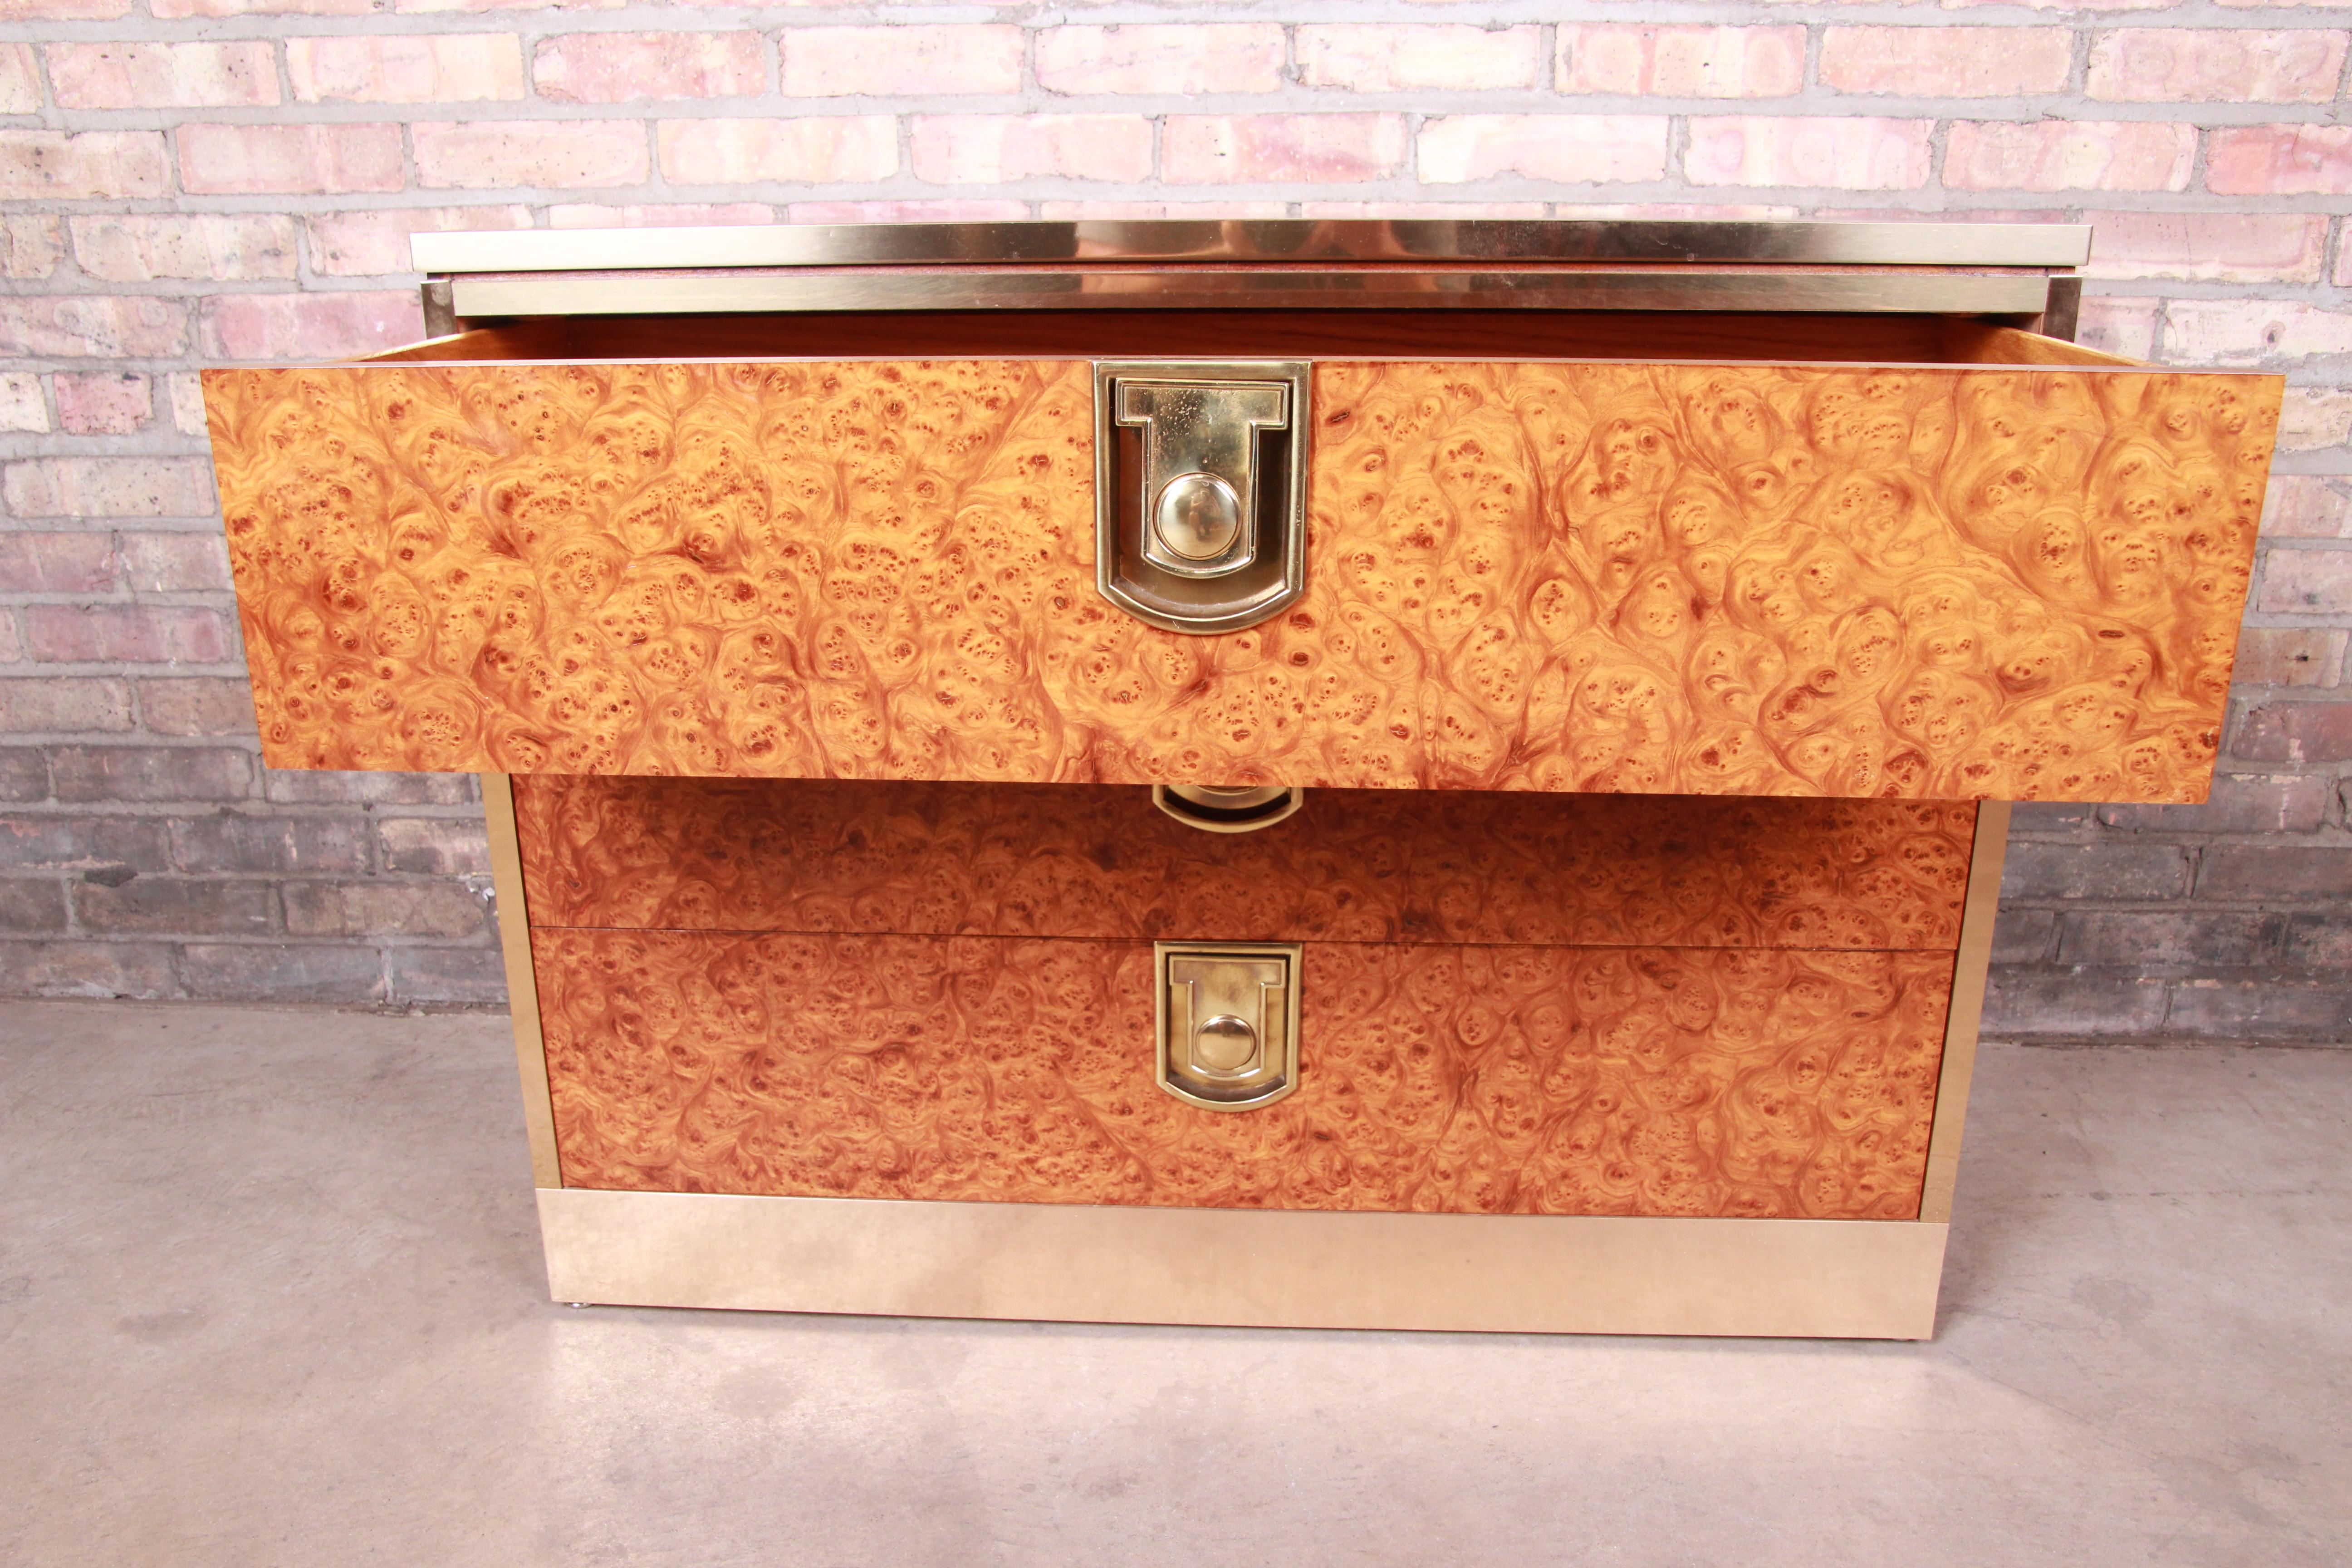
[209,359,2275,802]
[533,931,1955,1219]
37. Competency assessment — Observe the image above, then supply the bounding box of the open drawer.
[202,221,2281,804]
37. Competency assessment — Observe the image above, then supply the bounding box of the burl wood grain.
[534,931,1955,1218]
[209,356,2277,800]
[513,776,1977,952]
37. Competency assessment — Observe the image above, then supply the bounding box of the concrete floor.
[0,1005,2346,1568]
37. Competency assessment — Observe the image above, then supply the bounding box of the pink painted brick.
[119,532,232,593]
[22,603,232,665]
[547,203,773,228]
[2163,299,2352,366]
[2208,125,2352,196]
[287,34,525,103]
[167,373,205,436]
[179,124,404,196]
[151,0,372,15]
[2264,476,2352,540]
[3,458,213,520]
[1297,25,1541,92]
[534,32,764,102]
[2234,627,2347,689]
[413,120,647,189]
[0,216,63,279]
[2075,294,2161,359]
[0,297,186,358]
[304,206,530,276]
[1303,201,1549,218]
[1819,26,2073,95]
[48,41,278,108]
[1685,118,1934,190]
[0,43,39,112]
[392,0,625,13]
[1036,24,1284,95]
[55,372,150,435]
[137,678,259,738]
[657,118,896,184]
[2259,549,2352,615]
[2278,389,2352,453]
[1034,201,1289,220]
[786,199,1032,223]
[1164,115,1409,185]
[1419,115,1671,185]
[199,290,424,360]
[911,115,1152,185]
[0,131,170,200]
[2085,211,2328,283]
[0,532,115,593]
[784,26,1022,97]
[1557,25,1804,98]
[70,214,298,282]
[0,0,130,16]
[1943,120,2196,192]
[2087,28,2347,103]
[0,372,43,432]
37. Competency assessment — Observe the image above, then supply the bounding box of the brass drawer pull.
[1155,941,1301,1111]
[1152,783,1305,834]
[1093,359,1310,634]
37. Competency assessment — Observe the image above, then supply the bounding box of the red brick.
[2264,475,2352,540]
[378,815,489,874]
[2195,845,2352,899]
[0,942,176,1001]
[391,0,624,10]
[0,131,170,200]
[199,290,425,361]
[1819,26,2072,96]
[119,533,231,593]
[262,770,475,806]
[2232,701,2352,763]
[2233,627,2347,688]
[0,43,39,112]
[52,745,251,804]
[548,203,775,228]
[0,372,44,432]
[0,297,185,358]
[1036,24,1283,95]
[48,41,278,108]
[2085,211,2328,283]
[180,123,404,196]
[657,117,896,184]
[24,604,233,664]
[415,119,646,189]
[1296,25,1541,91]
[172,814,368,876]
[1944,120,2196,192]
[1165,115,1409,184]
[784,25,1023,96]
[182,944,381,1003]
[167,373,206,436]
[783,199,1028,224]
[137,677,257,736]
[75,877,272,936]
[0,0,130,16]
[288,34,524,103]
[2258,548,2352,616]
[2098,773,2334,833]
[152,0,373,14]
[1556,24,1804,98]
[0,216,63,279]
[0,532,115,593]
[2087,28,2347,103]
[1419,115,1671,185]
[2207,125,2352,196]
[69,213,298,284]
[2164,299,2352,365]
[304,206,531,277]
[2060,911,2285,967]
[1033,200,1289,221]
[0,679,132,733]
[285,880,486,939]
[390,948,506,1007]
[1686,117,1934,190]
[2279,389,2352,454]
[534,32,764,102]
[54,372,149,435]
[911,116,1152,184]
[3,458,212,519]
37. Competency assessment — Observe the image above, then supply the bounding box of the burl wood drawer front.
[532,931,1955,1220]
[209,355,2276,801]
[514,776,1977,952]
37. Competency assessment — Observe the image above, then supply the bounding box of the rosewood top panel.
[208,354,2277,800]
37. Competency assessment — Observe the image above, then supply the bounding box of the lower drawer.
[532,930,1956,1220]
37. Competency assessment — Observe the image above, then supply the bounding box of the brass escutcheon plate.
[1154,941,1302,1110]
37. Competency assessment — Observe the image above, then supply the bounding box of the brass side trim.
[449,267,2053,321]
[481,771,560,1190]
[537,1189,1949,1339]
[1918,800,2012,1225]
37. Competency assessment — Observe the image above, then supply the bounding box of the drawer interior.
[369,309,2126,369]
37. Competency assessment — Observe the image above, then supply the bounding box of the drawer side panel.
[532,930,1955,1220]
[208,357,2277,801]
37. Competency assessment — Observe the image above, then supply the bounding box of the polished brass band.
[538,1189,1950,1338]
[480,771,561,1190]
[414,217,2092,274]
[1918,800,2014,1225]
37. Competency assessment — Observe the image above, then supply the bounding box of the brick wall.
[0,4,2345,1036]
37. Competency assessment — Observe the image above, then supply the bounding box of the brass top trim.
[414,218,2091,276]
